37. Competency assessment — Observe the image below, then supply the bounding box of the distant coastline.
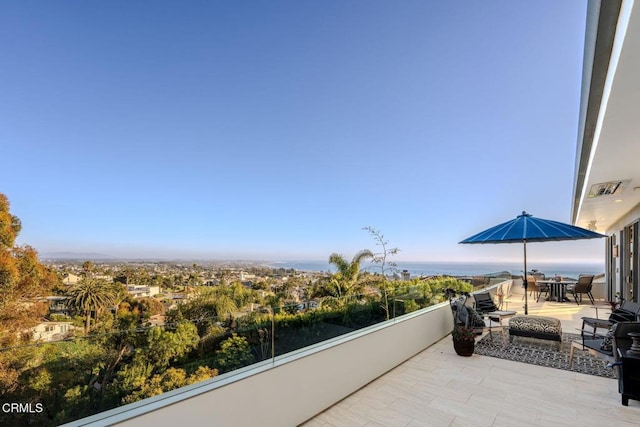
[40,253,605,281]
[267,260,605,279]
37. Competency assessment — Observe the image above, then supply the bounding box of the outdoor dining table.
[537,279,577,302]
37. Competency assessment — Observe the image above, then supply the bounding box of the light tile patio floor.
[302,297,640,426]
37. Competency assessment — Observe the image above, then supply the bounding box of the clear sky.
[1,1,604,264]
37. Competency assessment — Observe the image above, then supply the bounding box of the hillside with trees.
[0,194,59,347]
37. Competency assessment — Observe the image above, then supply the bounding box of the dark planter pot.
[452,338,475,356]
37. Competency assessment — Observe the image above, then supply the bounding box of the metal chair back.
[574,274,594,293]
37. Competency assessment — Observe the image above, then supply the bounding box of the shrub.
[215,334,254,373]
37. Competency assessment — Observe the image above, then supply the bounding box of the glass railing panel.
[0,274,481,425]
[269,295,388,356]
[0,314,264,426]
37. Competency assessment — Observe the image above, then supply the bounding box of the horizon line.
[39,254,604,265]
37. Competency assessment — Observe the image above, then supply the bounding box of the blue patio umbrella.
[459,211,605,314]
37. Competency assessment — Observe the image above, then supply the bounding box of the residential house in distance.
[45,296,70,316]
[24,321,77,343]
[126,285,161,298]
[62,273,80,285]
[295,299,321,312]
[239,271,255,281]
[148,314,165,327]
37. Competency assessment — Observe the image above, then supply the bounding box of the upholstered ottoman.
[509,315,562,350]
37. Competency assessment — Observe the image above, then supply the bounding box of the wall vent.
[588,180,629,198]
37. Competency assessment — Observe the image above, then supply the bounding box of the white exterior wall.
[126,285,160,298]
[30,322,75,342]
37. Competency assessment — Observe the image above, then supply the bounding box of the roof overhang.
[572,0,640,233]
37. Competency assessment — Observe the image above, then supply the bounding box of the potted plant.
[604,291,623,311]
[451,322,476,356]
[445,288,478,357]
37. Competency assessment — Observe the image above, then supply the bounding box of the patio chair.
[495,280,512,309]
[567,274,595,305]
[473,291,517,325]
[569,322,640,376]
[536,276,550,302]
[522,275,539,300]
[522,275,547,302]
[580,300,640,343]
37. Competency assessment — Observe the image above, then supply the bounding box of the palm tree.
[213,294,238,326]
[81,260,95,277]
[67,278,116,334]
[328,250,373,298]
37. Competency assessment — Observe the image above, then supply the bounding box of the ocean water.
[267,260,605,280]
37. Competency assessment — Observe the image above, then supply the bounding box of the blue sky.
[1,1,604,264]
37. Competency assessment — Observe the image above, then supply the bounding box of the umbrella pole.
[523,240,528,315]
